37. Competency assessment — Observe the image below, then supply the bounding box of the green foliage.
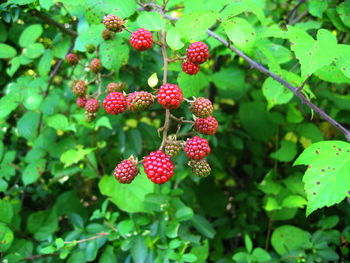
[1,0,350,262]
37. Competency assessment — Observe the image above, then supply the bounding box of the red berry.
[126,91,154,112]
[190,97,213,118]
[186,42,209,64]
[66,53,79,66]
[102,29,115,40]
[114,159,139,184]
[184,136,211,160]
[76,97,87,108]
[72,80,87,97]
[102,14,124,32]
[182,60,200,75]
[85,99,100,113]
[143,150,175,184]
[189,159,211,177]
[195,116,218,135]
[106,82,124,93]
[129,28,153,51]
[157,83,183,109]
[90,58,102,74]
[103,92,127,115]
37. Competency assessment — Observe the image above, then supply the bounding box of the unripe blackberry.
[126,91,154,112]
[72,80,87,97]
[76,97,87,108]
[85,99,100,113]
[195,116,219,135]
[106,82,124,93]
[90,58,102,74]
[182,60,200,75]
[190,97,213,118]
[102,14,124,32]
[186,42,210,64]
[165,140,182,157]
[129,28,153,51]
[114,158,139,184]
[157,83,183,109]
[103,92,127,115]
[102,29,115,40]
[66,53,79,66]
[184,136,211,160]
[143,150,175,184]
[85,111,96,123]
[189,159,211,177]
[85,44,95,53]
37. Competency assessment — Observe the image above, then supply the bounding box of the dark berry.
[143,150,175,184]
[157,83,183,109]
[129,28,153,51]
[90,58,102,74]
[103,92,127,115]
[66,53,79,66]
[114,159,139,184]
[72,80,87,97]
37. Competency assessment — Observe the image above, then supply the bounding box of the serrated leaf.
[294,141,350,216]
[137,12,165,31]
[23,43,45,59]
[17,111,40,140]
[282,195,307,208]
[27,209,58,241]
[100,37,129,72]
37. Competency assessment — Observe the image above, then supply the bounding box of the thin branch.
[286,0,306,23]
[64,232,109,244]
[138,6,350,142]
[170,114,194,124]
[31,10,78,37]
[85,156,100,177]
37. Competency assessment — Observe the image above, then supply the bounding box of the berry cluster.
[65,14,217,184]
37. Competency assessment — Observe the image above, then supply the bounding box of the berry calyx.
[102,14,124,32]
[72,80,87,97]
[102,29,115,40]
[114,158,139,184]
[85,111,97,123]
[66,53,79,66]
[106,82,124,93]
[186,42,210,64]
[129,28,153,51]
[189,159,211,177]
[164,139,183,157]
[126,91,154,112]
[85,99,100,113]
[184,136,211,160]
[90,58,102,74]
[194,116,219,136]
[190,97,213,118]
[103,92,127,115]
[143,150,175,184]
[157,83,184,109]
[182,59,200,75]
[76,97,87,108]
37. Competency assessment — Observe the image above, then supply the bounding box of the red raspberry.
[66,53,79,66]
[157,83,183,109]
[103,92,127,115]
[102,29,115,40]
[143,150,175,184]
[90,58,102,74]
[186,42,210,64]
[114,159,139,184]
[126,91,154,112]
[190,97,213,118]
[106,82,124,93]
[76,97,87,108]
[194,116,218,135]
[184,136,211,160]
[189,159,211,177]
[129,28,153,51]
[182,60,200,75]
[72,80,87,97]
[102,14,124,32]
[85,99,100,113]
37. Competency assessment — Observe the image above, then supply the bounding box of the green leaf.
[60,148,94,168]
[308,0,328,18]
[335,44,350,79]
[98,170,154,213]
[74,24,104,52]
[166,27,184,50]
[262,75,294,109]
[223,17,256,53]
[47,114,76,132]
[336,0,350,28]
[38,49,53,76]
[23,93,43,111]
[19,24,43,47]
[27,209,58,241]
[191,215,216,239]
[244,234,253,253]
[23,43,45,59]
[182,253,198,262]
[131,236,148,263]
[17,111,40,140]
[271,225,312,255]
[176,10,219,40]
[137,12,165,31]
[232,252,250,262]
[22,159,46,185]
[252,248,271,262]
[0,43,17,58]
[177,71,207,98]
[0,223,14,252]
[175,206,194,221]
[0,199,14,224]
[117,219,135,236]
[294,141,350,216]
[282,195,307,208]
[0,22,8,42]
[99,246,117,263]
[326,8,350,32]
[95,116,112,130]
[270,140,297,162]
[100,37,129,72]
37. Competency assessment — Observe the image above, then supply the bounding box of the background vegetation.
[1,0,350,262]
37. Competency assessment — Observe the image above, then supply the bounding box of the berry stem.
[170,114,194,124]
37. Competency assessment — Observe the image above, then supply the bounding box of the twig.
[64,232,109,244]
[137,6,350,142]
[286,0,306,23]
[85,156,100,176]
[170,114,194,124]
